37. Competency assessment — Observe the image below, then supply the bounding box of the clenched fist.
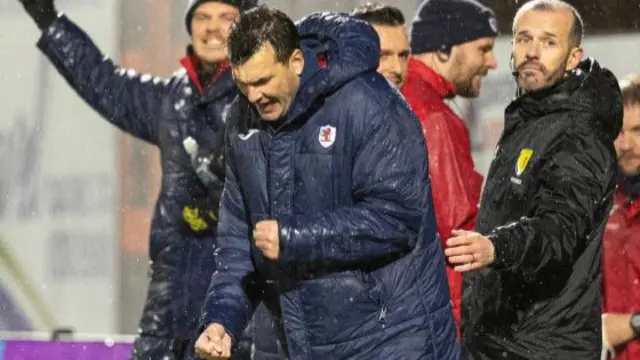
[19,0,57,30]
[195,323,232,359]
[254,220,279,260]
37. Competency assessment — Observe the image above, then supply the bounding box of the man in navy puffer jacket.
[18,0,256,358]
[195,5,460,360]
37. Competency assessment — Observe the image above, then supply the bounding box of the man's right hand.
[195,323,233,359]
[18,0,57,30]
[603,313,635,349]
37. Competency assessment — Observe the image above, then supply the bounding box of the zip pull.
[378,305,387,327]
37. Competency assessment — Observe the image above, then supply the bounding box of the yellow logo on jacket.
[515,148,534,176]
[183,206,217,232]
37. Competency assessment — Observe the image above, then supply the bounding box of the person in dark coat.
[18,0,256,359]
[444,0,623,359]
[194,5,460,360]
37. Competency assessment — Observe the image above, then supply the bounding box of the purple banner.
[1,340,132,360]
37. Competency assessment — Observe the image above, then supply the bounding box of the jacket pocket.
[298,270,384,345]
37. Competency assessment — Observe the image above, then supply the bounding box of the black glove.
[19,0,58,30]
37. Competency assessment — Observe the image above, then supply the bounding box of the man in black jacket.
[444,0,623,359]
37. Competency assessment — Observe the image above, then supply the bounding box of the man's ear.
[435,45,451,63]
[566,46,584,71]
[289,48,305,76]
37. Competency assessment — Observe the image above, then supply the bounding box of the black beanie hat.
[185,0,258,34]
[410,0,498,54]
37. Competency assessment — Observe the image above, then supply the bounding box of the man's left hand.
[254,220,279,260]
[445,230,495,272]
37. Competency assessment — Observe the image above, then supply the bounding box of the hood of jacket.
[282,12,380,123]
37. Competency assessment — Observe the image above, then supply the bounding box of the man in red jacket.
[603,74,640,360]
[401,0,498,325]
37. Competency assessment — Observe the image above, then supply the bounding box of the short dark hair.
[351,2,405,27]
[513,0,584,48]
[227,5,300,66]
[621,74,640,108]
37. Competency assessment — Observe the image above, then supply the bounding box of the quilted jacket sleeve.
[277,96,432,264]
[37,14,169,144]
[200,123,259,343]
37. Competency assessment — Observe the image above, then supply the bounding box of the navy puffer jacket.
[201,12,460,360]
[37,15,241,359]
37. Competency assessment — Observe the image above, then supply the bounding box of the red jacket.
[401,58,483,325]
[603,188,640,360]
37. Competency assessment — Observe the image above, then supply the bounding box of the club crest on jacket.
[318,125,336,148]
[515,148,534,176]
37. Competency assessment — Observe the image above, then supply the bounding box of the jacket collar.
[616,174,640,219]
[180,45,231,95]
[619,174,640,197]
[405,57,456,99]
[614,188,640,220]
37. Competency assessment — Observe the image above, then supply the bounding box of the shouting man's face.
[190,2,240,66]
[232,44,304,121]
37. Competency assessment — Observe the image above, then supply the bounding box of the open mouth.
[260,102,274,111]
[202,38,224,49]
[258,101,277,113]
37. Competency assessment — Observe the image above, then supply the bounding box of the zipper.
[378,305,387,327]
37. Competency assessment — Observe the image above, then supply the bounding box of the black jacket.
[461,58,623,360]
